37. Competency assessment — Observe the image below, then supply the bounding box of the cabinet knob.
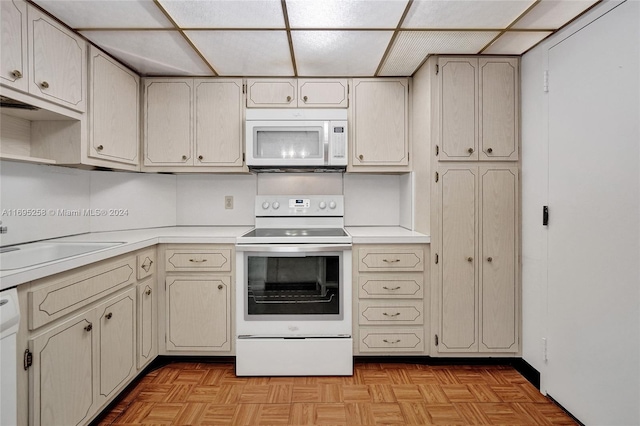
[182,155,188,161]
[105,312,113,320]
[11,70,22,79]
[145,288,152,296]
[303,95,308,102]
[97,145,104,151]
[40,81,49,89]
[487,257,493,262]
[218,284,224,290]
[198,155,203,161]
[84,323,93,332]
[467,257,473,262]
[286,95,291,102]
[358,154,364,161]
[487,147,493,154]
[467,147,474,154]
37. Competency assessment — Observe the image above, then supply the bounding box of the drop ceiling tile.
[403,0,536,29]
[80,31,213,76]
[292,31,393,76]
[158,0,285,28]
[32,0,172,29]
[512,0,599,29]
[286,0,408,29]
[483,31,552,54]
[186,31,293,76]
[379,31,500,76]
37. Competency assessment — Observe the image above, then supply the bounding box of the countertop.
[0,226,429,290]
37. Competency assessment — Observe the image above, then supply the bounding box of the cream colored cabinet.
[354,244,428,354]
[143,78,244,171]
[434,165,518,353]
[137,278,157,369]
[163,245,233,353]
[350,78,410,172]
[88,47,139,170]
[246,78,348,108]
[437,57,518,161]
[1,0,28,92]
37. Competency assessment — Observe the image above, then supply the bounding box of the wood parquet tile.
[96,362,578,425]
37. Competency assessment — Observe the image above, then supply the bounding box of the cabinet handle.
[303,95,308,102]
[467,257,473,262]
[382,286,401,291]
[487,257,493,262]
[40,81,49,89]
[11,70,22,79]
[198,155,203,161]
[383,339,401,344]
[218,284,223,290]
[487,147,493,154]
[467,147,474,154]
[189,258,207,263]
[84,323,93,332]
[383,259,400,263]
[145,288,152,296]
[383,312,401,317]
[97,145,104,151]
[286,95,291,102]
[105,312,113,320]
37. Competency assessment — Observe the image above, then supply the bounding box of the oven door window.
[246,254,342,320]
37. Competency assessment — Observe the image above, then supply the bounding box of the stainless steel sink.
[0,241,124,270]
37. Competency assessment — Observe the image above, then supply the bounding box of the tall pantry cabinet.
[414,55,520,356]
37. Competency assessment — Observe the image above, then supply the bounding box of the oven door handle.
[236,244,352,253]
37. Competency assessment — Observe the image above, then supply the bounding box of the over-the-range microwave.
[245,109,347,171]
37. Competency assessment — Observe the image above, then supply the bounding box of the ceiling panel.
[512,0,599,29]
[80,31,213,76]
[292,30,393,76]
[186,31,293,76]
[379,31,500,76]
[482,31,552,54]
[158,0,285,28]
[286,0,408,28]
[403,0,536,29]
[32,0,172,29]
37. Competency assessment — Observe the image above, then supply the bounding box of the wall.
[521,1,639,424]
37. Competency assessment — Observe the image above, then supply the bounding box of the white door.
[547,2,639,424]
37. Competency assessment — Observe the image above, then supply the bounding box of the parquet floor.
[97,361,577,425]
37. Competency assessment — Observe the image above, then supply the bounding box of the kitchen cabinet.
[136,248,157,368]
[143,78,244,172]
[88,46,139,170]
[162,245,233,353]
[434,165,518,353]
[350,78,410,172]
[1,0,28,92]
[437,57,518,161]
[354,244,428,354]
[246,78,348,108]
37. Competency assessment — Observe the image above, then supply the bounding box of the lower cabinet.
[137,278,157,368]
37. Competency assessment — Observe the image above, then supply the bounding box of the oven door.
[236,245,352,337]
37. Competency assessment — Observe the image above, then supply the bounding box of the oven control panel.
[256,195,344,216]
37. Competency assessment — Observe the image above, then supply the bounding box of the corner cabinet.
[349,78,410,172]
[143,78,245,172]
[433,165,519,353]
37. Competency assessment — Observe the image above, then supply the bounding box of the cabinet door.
[246,79,296,107]
[1,0,28,92]
[438,166,478,352]
[194,79,243,167]
[29,311,96,426]
[351,78,409,169]
[28,6,86,112]
[144,79,193,165]
[98,289,136,401]
[137,278,157,368]
[479,166,518,352]
[298,79,348,108]
[439,58,478,160]
[166,275,230,351]
[88,47,139,166]
[479,58,519,161]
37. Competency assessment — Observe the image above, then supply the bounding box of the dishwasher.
[0,288,20,426]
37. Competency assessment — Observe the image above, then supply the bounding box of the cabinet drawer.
[359,328,424,353]
[358,247,424,272]
[359,300,423,325]
[28,255,136,330]
[137,249,156,280]
[165,248,232,272]
[358,274,424,298]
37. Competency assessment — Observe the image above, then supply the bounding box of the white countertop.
[1,225,430,290]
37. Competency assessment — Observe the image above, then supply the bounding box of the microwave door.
[247,121,326,166]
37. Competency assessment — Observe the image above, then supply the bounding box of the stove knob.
[329,201,337,209]
[262,201,270,210]
[272,201,280,210]
[319,201,327,209]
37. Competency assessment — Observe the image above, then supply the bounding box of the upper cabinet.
[246,78,348,108]
[437,57,518,161]
[349,78,410,172]
[143,78,245,172]
[88,47,139,170]
[1,0,28,92]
